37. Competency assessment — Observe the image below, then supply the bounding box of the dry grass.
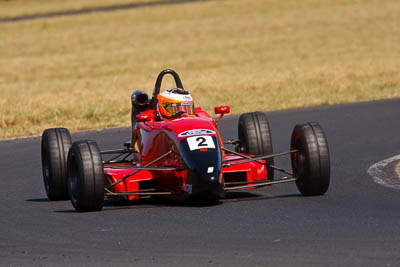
[0,0,399,138]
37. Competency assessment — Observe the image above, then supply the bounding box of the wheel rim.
[68,156,79,204]
[292,133,305,178]
[42,147,51,195]
[44,165,50,193]
[238,124,247,153]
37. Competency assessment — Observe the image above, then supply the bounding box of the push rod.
[105,191,173,196]
[104,165,176,171]
[101,148,128,154]
[103,152,131,164]
[104,187,174,196]
[222,147,265,164]
[224,177,297,190]
[223,150,297,166]
[268,164,294,176]
[106,150,173,188]
[222,147,293,175]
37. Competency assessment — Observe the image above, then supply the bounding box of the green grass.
[0,0,399,138]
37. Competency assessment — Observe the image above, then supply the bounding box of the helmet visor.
[164,102,195,116]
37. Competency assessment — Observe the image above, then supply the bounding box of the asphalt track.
[1,98,400,266]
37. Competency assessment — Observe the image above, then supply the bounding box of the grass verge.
[0,0,399,138]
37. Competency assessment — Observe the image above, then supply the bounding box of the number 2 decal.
[196,137,207,147]
[187,136,215,151]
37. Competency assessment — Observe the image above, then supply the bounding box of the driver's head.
[157,88,195,118]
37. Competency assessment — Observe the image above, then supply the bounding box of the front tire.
[67,140,104,212]
[237,112,274,180]
[41,128,72,200]
[291,122,330,196]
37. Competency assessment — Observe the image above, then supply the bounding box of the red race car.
[41,69,330,212]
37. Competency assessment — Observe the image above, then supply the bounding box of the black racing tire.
[67,140,104,212]
[237,112,274,180]
[41,128,72,200]
[290,122,330,196]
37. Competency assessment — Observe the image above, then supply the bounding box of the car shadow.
[52,192,302,213]
[26,198,50,202]
[105,196,223,208]
[223,191,301,203]
[53,196,222,213]
[101,192,301,211]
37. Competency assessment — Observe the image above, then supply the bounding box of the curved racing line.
[367,154,400,190]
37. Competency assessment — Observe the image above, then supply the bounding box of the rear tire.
[67,140,104,212]
[41,128,72,200]
[291,122,330,196]
[237,112,274,180]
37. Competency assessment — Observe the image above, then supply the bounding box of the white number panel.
[186,135,215,151]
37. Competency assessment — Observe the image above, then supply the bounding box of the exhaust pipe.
[131,90,149,110]
[131,90,149,144]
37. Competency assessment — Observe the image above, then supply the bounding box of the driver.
[157,88,195,119]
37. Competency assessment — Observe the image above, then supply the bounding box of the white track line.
[367,155,400,189]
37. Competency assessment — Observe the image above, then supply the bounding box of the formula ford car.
[41,69,330,212]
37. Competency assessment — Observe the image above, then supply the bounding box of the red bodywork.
[103,106,269,200]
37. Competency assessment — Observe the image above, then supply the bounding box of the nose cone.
[178,136,223,197]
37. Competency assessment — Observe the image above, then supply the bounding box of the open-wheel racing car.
[41,69,330,212]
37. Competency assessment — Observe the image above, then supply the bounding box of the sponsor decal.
[178,129,216,138]
[171,102,193,107]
